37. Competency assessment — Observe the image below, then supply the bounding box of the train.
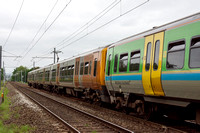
[28,12,200,124]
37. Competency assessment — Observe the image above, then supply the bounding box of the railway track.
[11,82,133,133]
[10,82,200,133]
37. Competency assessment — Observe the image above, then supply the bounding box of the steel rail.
[15,84,80,133]
[14,83,133,133]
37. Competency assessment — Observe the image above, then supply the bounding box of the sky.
[0,0,200,75]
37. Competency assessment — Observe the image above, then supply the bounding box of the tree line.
[11,66,39,82]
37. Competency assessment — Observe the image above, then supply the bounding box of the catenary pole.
[0,46,2,90]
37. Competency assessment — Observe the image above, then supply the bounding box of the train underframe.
[109,90,200,124]
[27,81,200,125]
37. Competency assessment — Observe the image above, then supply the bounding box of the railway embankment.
[0,82,68,133]
[0,83,33,132]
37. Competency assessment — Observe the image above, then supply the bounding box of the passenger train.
[28,12,200,124]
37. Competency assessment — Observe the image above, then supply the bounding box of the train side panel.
[105,38,145,96]
[161,20,200,101]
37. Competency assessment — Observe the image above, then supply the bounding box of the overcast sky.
[1,0,200,74]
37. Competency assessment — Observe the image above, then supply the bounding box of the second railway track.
[11,82,133,133]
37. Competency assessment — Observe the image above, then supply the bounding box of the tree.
[11,66,40,82]
[11,66,29,82]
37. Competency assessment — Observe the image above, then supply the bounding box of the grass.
[0,84,33,132]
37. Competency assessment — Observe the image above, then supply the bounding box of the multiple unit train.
[28,12,200,124]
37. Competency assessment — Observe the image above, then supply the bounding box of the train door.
[142,31,165,96]
[92,52,99,88]
[106,47,114,91]
[79,57,84,88]
[74,57,80,88]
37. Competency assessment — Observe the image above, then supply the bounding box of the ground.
[0,83,68,133]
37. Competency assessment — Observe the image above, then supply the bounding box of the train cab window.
[89,61,92,74]
[80,62,84,75]
[119,53,128,72]
[93,58,97,76]
[84,62,89,75]
[189,36,200,68]
[167,40,185,69]
[114,54,118,73]
[145,42,151,71]
[130,51,140,71]
[153,40,160,70]
[107,55,111,76]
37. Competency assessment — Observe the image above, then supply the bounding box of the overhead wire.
[2,50,18,56]
[19,0,72,62]
[26,0,118,67]
[40,0,119,54]
[3,0,25,49]
[19,0,59,56]
[27,0,149,68]
[58,0,149,50]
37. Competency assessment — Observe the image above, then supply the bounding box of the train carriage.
[74,46,110,102]
[105,13,200,123]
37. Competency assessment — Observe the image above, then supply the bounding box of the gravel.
[17,83,166,133]
[5,83,69,133]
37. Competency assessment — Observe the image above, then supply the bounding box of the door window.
[153,40,160,70]
[145,42,151,71]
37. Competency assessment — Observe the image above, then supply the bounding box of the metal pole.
[25,69,26,83]
[3,61,5,86]
[54,48,56,64]
[0,46,2,90]
[33,61,35,68]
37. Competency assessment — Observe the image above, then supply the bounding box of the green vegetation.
[0,86,33,132]
[11,66,39,82]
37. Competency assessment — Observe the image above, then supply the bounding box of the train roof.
[109,12,200,48]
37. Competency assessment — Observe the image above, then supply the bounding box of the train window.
[45,70,50,81]
[80,62,84,75]
[51,69,56,81]
[39,72,43,80]
[145,42,151,71]
[189,36,200,68]
[167,40,185,69]
[153,40,160,70]
[84,62,89,75]
[130,51,140,71]
[93,58,97,76]
[107,55,111,76]
[119,53,128,72]
[89,61,92,75]
[114,54,118,73]
[67,66,72,75]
